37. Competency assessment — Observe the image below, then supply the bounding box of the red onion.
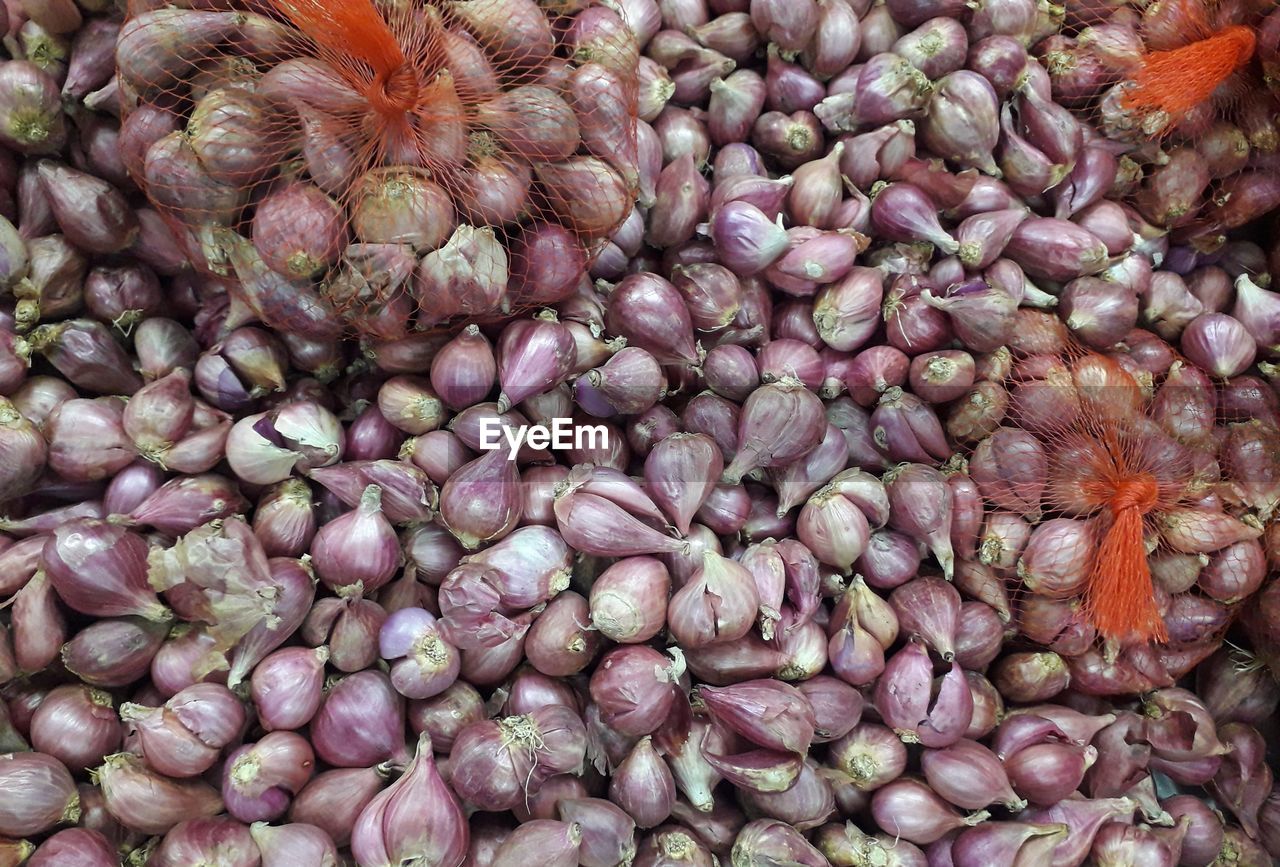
[251,479,316,558]
[964,682,1010,740]
[450,705,586,811]
[62,616,167,688]
[289,767,386,849]
[29,685,118,773]
[709,200,790,277]
[1181,312,1258,379]
[893,18,967,79]
[37,161,135,253]
[731,819,827,867]
[590,645,683,736]
[123,474,247,538]
[95,752,221,835]
[352,733,468,867]
[1162,794,1223,867]
[9,569,64,673]
[26,828,114,867]
[555,485,686,557]
[226,401,344,484]
[610,736,676,828]
[309,671,407,769]
[815,822,925,867]
[44,397,133,483]
[992,651,1071,703]
[720,380,824,484]
[920,72,1000,177]
[871,183,959,253]
[439,449,522,550]
[397,517,463,578]
[923,738,1026,813]
[495,313,578,410]
[642,433,721,536]
[1005,739,1099,808]
[700,679,815,754]
[489,820,582,867]
[121,683,244,779]
[0,399,46,501]
[514,585,593,669]
[633,825,715,867]
[852,529,920,591]
[250,821,339,867]
[952,821,1068,867]
[250,646,328,732]
[221,731,314,823]
[796,676,862,744]
[604,272,700,364]
[377,607,459,700]
[306,460,434,527]
[559,798,638,867]
[884,463,955,579]
[869,778,989,846]
[589,556,671,643]
[889,575,960,660]
[668,550,760,647]
[736,757,834,830]
[376,376,446,437]
[147,817,258,867]
[0,751,79,837]
[875,641,973,748]
[1208,722,1273,839]
[1090,820,1185,867]
[870,387,950,463]
[1196,648,1280,727]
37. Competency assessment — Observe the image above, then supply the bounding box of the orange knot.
[371,64,421,115]
[1087,470,1167,645]
[1122,24,1258,129]
[1110,474,1159,514]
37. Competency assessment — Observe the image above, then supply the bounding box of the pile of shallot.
[0,0,1277,865]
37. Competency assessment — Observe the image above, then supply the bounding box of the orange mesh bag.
[1048,0,1271,142]
[1034,0,1278,257]
[115,0,639,340]
[962,318,1267,654]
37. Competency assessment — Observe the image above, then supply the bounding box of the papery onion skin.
[0,751,80,837]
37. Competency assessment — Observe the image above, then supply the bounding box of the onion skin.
[95,753,221,836]
[0,61,66,155]
[1003,218,1109,282]
[0,751,79,837]
[27,828,114,867]
[869,778,988,846]
[352,733,468,867]
[590,645,681,737]
[37,161,136,254]
[309,671,407,769]
[29,685,118,773]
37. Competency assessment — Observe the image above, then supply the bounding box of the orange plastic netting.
[1062,0,1271,141]
[970,324,1266,649]
[117,0,639,340]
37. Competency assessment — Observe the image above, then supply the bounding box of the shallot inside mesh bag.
[116,0,639,340]
[1021,0,1279,255]
[1048,0,1272,141]
[960,313,1271,654]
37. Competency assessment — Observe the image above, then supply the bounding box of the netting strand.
[1121,24,1257,129]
